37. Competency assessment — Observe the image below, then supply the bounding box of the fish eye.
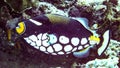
[16,22,26,34]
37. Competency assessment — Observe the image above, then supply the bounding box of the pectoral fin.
[73,47,90,58]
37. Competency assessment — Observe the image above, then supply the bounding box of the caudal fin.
[97,30,110,56]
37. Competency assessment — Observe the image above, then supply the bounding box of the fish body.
[14,14,110,58]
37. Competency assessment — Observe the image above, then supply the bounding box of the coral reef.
[105,39,120,58]
[0,0,120,68]
[85,39,120,68]
[86,57,119,68]
[35,2,68,17]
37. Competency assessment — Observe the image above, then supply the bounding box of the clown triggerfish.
[9,14,110,58]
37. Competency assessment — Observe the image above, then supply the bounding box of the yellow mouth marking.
[89,35,100,44]
[16,22,25,35]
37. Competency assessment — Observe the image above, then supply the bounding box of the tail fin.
[97,30,110,56]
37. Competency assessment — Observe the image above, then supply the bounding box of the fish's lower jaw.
[97,30,110,56]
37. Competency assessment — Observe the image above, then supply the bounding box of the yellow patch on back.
[46,14,70,24]
[16,22,26,35]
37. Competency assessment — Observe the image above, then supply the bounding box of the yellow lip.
[89,35,100,44]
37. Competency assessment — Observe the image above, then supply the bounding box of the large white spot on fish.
[37,33,42,40]
[36,40,42,47]
[59,36,69,44]
[45,52,49,54]
[71,37,80,46]
[47,46,54,53]
[42,40,50,47]
[66,52,71,54]
[78,45,83,50]
[72,47,77,52]
[24,38,32,44]
[53,44,62,51]
[29,35,38,42]
[81,38,88,45]
[30,42,36,47]
[84,44,89,48]
[42,33,48,40]
[58,52,64,55]
[64,45,72,52]
[48,34,57,44]
[51,53,57,55]
[28,39,39,49]
[40,46,46,52]
[34,45,39,49]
